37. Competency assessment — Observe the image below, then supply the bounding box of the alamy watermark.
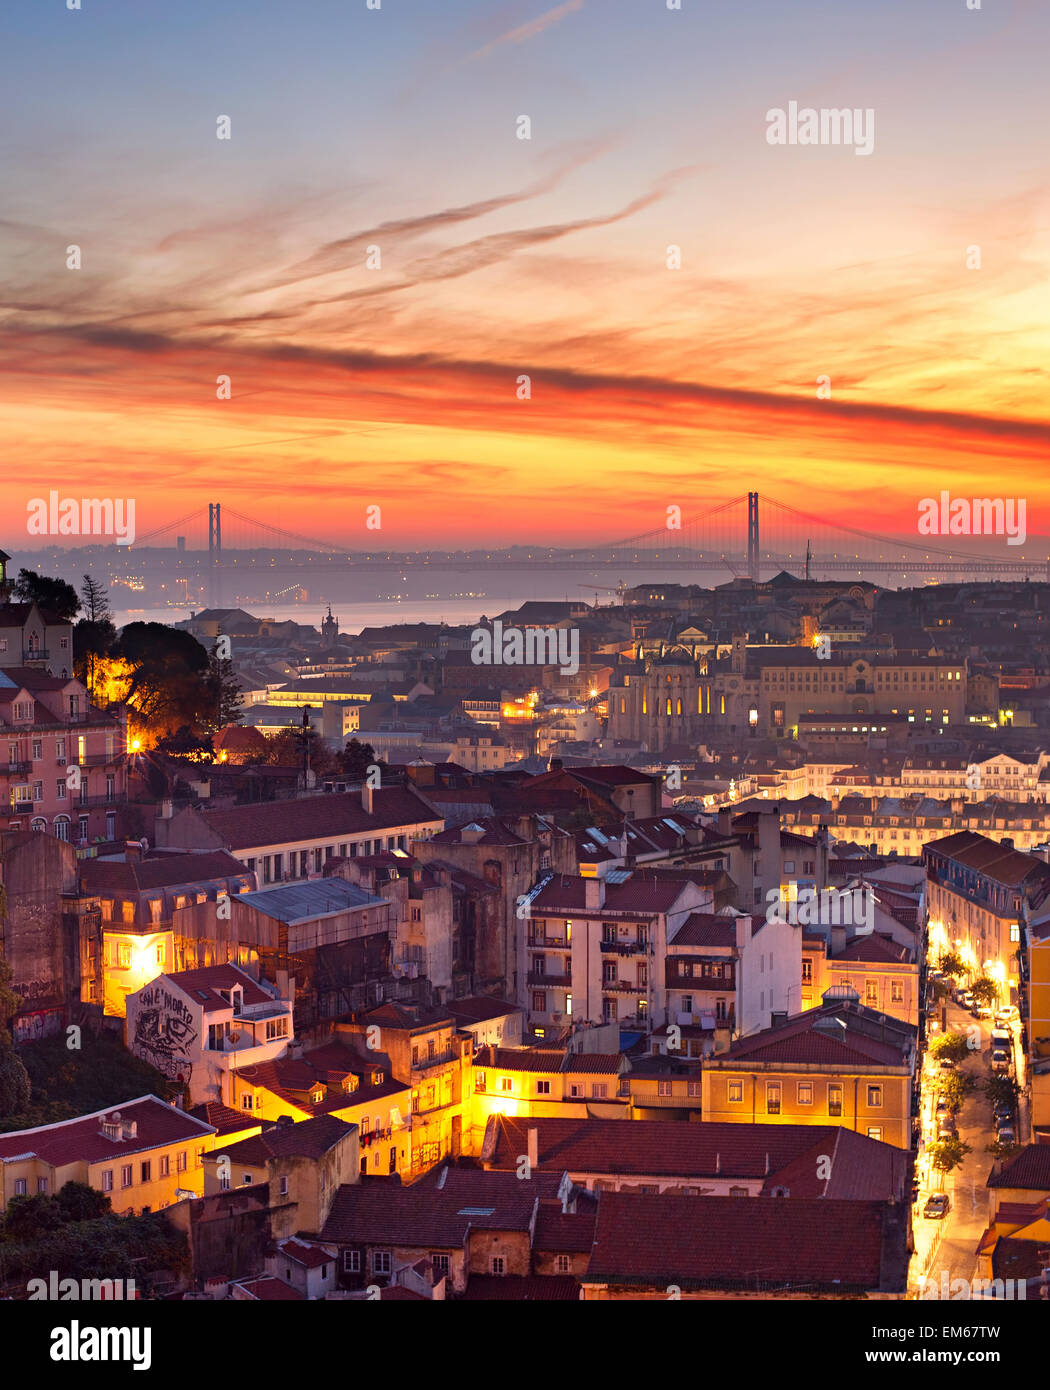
[29,1272,136,1300]
[470,620,579,676]
[765,886,874,933]
[27,491,135,546]
[917,492,1026,546]
[766,101,875,156]
[918,1271,1027,1301]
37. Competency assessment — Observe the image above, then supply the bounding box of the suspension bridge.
[125,494,1049,588]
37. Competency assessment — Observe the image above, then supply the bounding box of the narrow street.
[909,998,1014,1293]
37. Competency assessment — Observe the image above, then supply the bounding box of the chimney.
[527,1128,539,1171]
[584,877,606,909]
[734,914,753,949]
[717,807,732,836]
[361,782,374,815]
[124,840,142,861]
[121,1118,137,1140]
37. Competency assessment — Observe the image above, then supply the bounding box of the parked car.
[973,1004,993,1020]
[990,1028,1012,1049]
[996,1124,1017,1145]
[953,988,969,1006]
[991,1048,1011,1073]
[993,1104,1014,1126]
[937,1118,957,1140]
[938,1058,956,1075]
[995,1006,1019,1024]
[961,992,974,1008]
[935,1093,949,1114]
[924,1193,950,1219]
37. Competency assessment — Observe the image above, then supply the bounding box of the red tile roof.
[671,913,738,948]
[80,850,251,894]
[234,1276,304,1301]
[584,1192,892,1290]
[278,1239,334,1269]
[187,1102,261,1138]
[201,787,442,851]
[212,1115,354,1166]
[460,1275,580,1300]
[0,1095,215,1167]
[711,1003,913,1069]
[446,996,525,1025]
[533,1201,596,1253]
[988,1145,1050,1190]
[163,963,274,1013]
[481,1117,905,1198]
[532,875,689,916]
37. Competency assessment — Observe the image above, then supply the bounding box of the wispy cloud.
[467,0,585,62]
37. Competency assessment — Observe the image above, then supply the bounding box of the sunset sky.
[2,0,1048,550]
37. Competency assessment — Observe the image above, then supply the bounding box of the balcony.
[600,940,649,955]
[412,1049,458,1072]
[528,936,568,948]
[603,980,646,994]
[21,649,49,661]
[3,761,33,776]
[528,972,571,988]
[75,791,128,809]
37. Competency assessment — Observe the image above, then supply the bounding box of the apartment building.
[924,830,1050,1011]
[0,667,128,842]
[701,996,917,1149]
[155,783,444,886]
[0,1095,217,1214]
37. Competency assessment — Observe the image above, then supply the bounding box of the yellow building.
[229,1045,413,1179]
[470,1047,627,1148]
[0,1095,218,1215]
[802,935,919,1028]
[701,997,916,1150]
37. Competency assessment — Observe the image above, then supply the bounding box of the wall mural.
[132,984,198,1085]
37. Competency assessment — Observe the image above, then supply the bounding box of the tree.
[970,976,999,1006]
[107,623,212,738]
[57,1181,111,1223]
[927,1136,971,1175]
[340,739,388,781]
[202,645,244,733]
[0,956,31,1118]
[11,570,79,623]
[937,951,965,979]
[983,1074,1020,1110]
[939,1071,975,1114]
[75,574,116,698]
[930,1031,969,1064]
[155,726,215,760]
[986,1138,1022,1161]
[2,1193,64,1241]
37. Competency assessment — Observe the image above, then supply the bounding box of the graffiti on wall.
[132,984,198,1086]
[13,1008,64,1045]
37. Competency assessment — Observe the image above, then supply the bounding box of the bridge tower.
[747,491,759,583]
[208,502,222,609]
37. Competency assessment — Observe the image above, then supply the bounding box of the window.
[890,981,904,1003]
[372,1251,391,1275]
[176,1151,187,1174]
[591,1083,607,1099]
[867,1127,882,1142]
[687,1080,702,1098]
[14,1179,27,1196]
[536,1080,551,1095]
[555,1255,571,1273]
[569,1084,583,1098]
[801,959,812,984]
[865,982,878,1004]
[728,1185,749,1197]
[797,1082,813,1105]
[828,1083,843,1117]
[344,1250,361,1273]
[500,1077,513,1092]
[657,1080,672,1097]
[491,1256,505,1275]
[37,1178,49,1194]
[121,1165,133,1189]
[867,1085,883,1108]
[279,1176,289,1197]
[243,1175,253,1186]
[681,994,693,1014]
[101,1170,114,1192]
[159,1155,170,1178]
[532,991,547,1012]
[728,1081,743,1103]
[766,1082,781,1115]
[431,1253,450,1276]
[241,1093,254,1111]
[475,1071,487,1093]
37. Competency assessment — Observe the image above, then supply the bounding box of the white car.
[995,1006,1019,1024]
